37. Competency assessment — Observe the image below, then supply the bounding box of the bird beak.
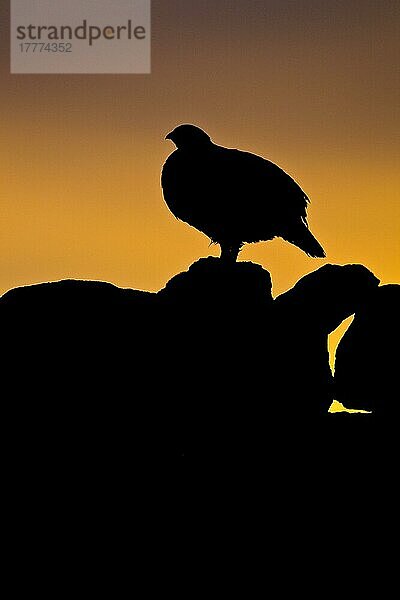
[165,131,173,141]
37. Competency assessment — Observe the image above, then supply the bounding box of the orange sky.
[1,0,399,305]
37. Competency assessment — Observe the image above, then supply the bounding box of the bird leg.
[220,243,241,263]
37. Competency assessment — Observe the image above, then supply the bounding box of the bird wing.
[211,146,310,219]
[161,144,313,246]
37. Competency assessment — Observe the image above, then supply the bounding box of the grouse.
[161,124,325,262]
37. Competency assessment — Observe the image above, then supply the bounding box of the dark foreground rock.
[3,257,400,571]
[1,258,388,461]
[335,284,400,415]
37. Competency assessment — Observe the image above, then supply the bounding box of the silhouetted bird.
[161,124,326,261]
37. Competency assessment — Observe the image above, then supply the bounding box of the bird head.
[165,124,212,149]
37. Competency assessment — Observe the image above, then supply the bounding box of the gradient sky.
[1,0,399,309]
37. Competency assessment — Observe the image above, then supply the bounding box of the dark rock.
[335,284,400,415]
[0,258,392,462]
[273,264,380,416]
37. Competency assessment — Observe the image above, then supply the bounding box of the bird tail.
[283,223,326,258]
